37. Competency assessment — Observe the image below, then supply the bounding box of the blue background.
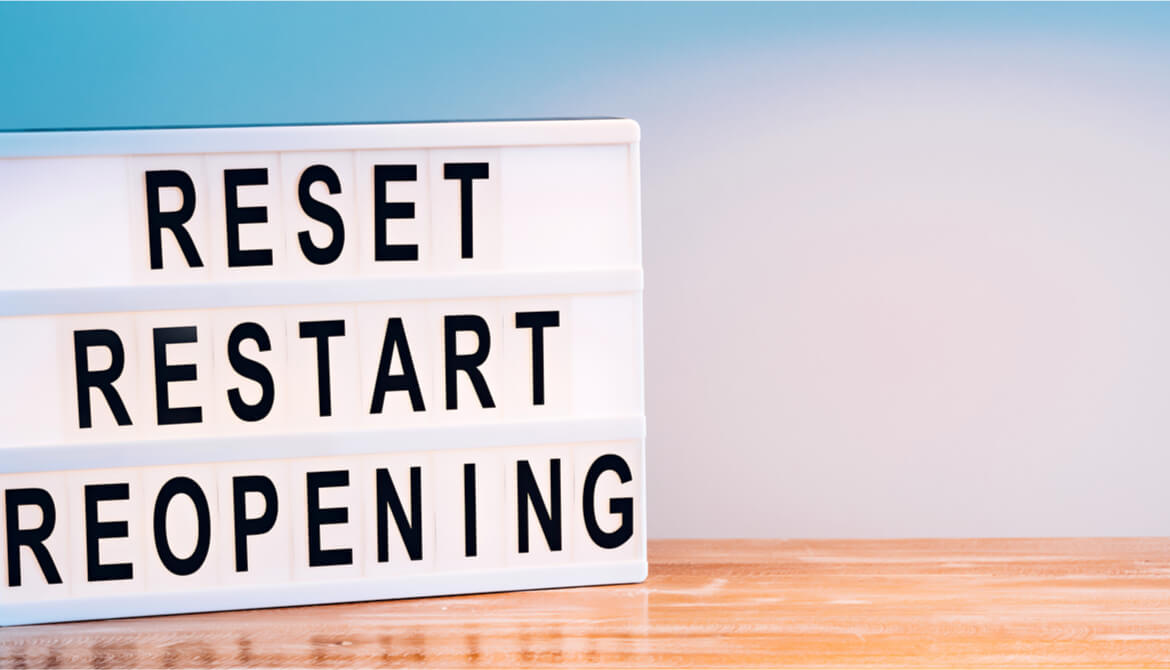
[3,3,1167,130]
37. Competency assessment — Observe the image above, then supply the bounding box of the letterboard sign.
[0,120,645,626]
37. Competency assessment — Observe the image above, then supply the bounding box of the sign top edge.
[0,118,641,158]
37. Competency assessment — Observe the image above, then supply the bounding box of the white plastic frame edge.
[0,119,641,158]
[0,560,649,626]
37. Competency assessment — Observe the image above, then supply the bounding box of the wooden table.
[2,539,1169,667]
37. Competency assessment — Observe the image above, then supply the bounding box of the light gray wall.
[630,29,1170,538]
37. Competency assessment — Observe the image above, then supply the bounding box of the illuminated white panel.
[0,120,644,626]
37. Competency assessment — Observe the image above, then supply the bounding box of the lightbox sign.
[0,120,645,626]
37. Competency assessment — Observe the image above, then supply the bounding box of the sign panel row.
[0,293,639,448]
[1,441,644,623]
[0,140,638,291]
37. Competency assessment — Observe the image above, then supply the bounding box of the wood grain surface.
[2,538,1169,668]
